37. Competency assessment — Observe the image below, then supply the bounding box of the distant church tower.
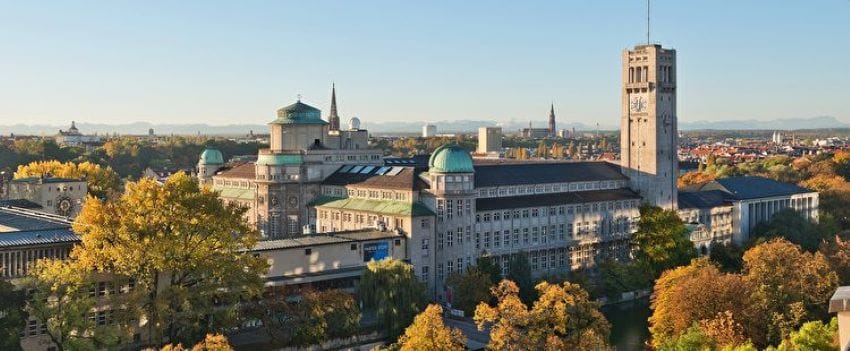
[328,83,341,131]
[620,44,678,210]
[548,103,556,137]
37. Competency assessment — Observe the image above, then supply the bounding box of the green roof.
[428,144,474,173]
[215,187,256,200]
[270,100,327,125]
[257,154,303,166]
[310,196,434,217]
[199,147,224,165]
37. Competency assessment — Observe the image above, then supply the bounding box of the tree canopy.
[474,280,611,351]
[395,304,466,351]
[358,259,427,339]
[445,266,493,315]
[15,160,120,197]
[69,172,268,346]
[0,279,26,351]
[632,204,696,276]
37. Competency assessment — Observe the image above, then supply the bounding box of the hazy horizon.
[1,1,848,126]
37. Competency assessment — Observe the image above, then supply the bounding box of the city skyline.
[1,1,848,126]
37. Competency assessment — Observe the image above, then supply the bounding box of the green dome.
[270,100,327,125]
[199,147,224,165]
[428,144,474,173]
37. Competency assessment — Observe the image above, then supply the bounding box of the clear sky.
[1,1,848,126]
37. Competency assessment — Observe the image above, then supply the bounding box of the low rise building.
[5,177,87,218]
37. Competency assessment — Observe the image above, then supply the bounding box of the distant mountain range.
[1,116,847,136]
[678,116,850,130]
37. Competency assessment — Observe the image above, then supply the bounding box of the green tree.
[71,173,268,346]
[506,251,536,305]
[476,255,502,285]
[771,318,838,351]
[0,280,26,351]
[358,259,427,339]
[632,204,696,276]
[474,280,611,350]
[709,242,744,273]
[395,304,466,351]
[292,290,360,345]
[750,208,832,252]
[446,266,493,315]
[597,259,653,300]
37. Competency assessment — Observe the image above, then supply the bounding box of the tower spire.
[548,103,556,137]
[329,83,340,131]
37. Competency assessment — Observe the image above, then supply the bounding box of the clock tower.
[620,44,678,210]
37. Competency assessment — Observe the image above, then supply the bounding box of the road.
[443,317,490,350]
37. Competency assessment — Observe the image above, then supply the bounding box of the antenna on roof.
[646,0,651,44]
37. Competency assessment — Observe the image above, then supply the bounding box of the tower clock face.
[629,95,647,113]
[55,196,74,216]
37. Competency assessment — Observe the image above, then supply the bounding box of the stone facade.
[621,44,678,210]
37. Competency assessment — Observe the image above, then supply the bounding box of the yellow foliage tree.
[474,280,611,351]
[15,160,120,197]
[395,304,466,351]
[156,334,234,351]
[71,173,268,345]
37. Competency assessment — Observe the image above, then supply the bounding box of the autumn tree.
[446,266,493,315]
[394,304,466,351]
[771,318,838,351]
[742,239,839,346]
[474,280,611,351]
[15,160,120,197]
[71,173,268,346]
[632,204,696,276]
[0,279,26,351]
[358,259,427,339]
[649,258,751,348]
[536,140,548,159]
[24,260,131,351]
[157,333,235,351]
[820,236,850,285]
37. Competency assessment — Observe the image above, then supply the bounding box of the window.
[503,230,511,247]
[421,266,429,281]
[522,210,529,218]
[351,244,357,250]
[531,209,539,217]
[447,231,454,247]
[421,238,429,251]
[513,229,519,245]
[305,248,312,255]
[447,260,454,274]
[483,213,491,222]
[494,231,501,248]
[484,232,491,248]
[523,228,529,244]
[493,212,501,221]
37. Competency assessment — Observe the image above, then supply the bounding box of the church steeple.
[548,103,556,137]
[329,83,340,131]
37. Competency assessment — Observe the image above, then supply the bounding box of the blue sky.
[1,1,848,126]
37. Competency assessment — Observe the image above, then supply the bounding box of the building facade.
[477,127,502,156]
[620,44,678,210]
[5,177,87,218]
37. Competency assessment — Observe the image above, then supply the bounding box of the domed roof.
[199,147,224,165]
[271,100,327,125]
[348,116,361,130]
[428,144,474,173]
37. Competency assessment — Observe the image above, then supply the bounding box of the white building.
[422,124,437,138]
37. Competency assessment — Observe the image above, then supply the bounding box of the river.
[602,297,652,351]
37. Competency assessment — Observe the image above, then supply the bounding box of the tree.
[24,260,130,351]
[750,208,832,252]
[15,160,120,197]
[742,239,839,346]
[395,304,466,351]
[158,333,235,351]
[446,267,493,315]
[474,280,611,351]
[649,258,751,349]
[708,242,744,273]
[597,259,653,300]
[506,251,536,305]
[820,235,850,285]
[536,140,548,159]
[0,280,26,351]
[71,173,268,346]
[771,318,838,351]
[358,259,426,339]
[632,204,696,276]
[476,255,502,285]
[292,290,360,344]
